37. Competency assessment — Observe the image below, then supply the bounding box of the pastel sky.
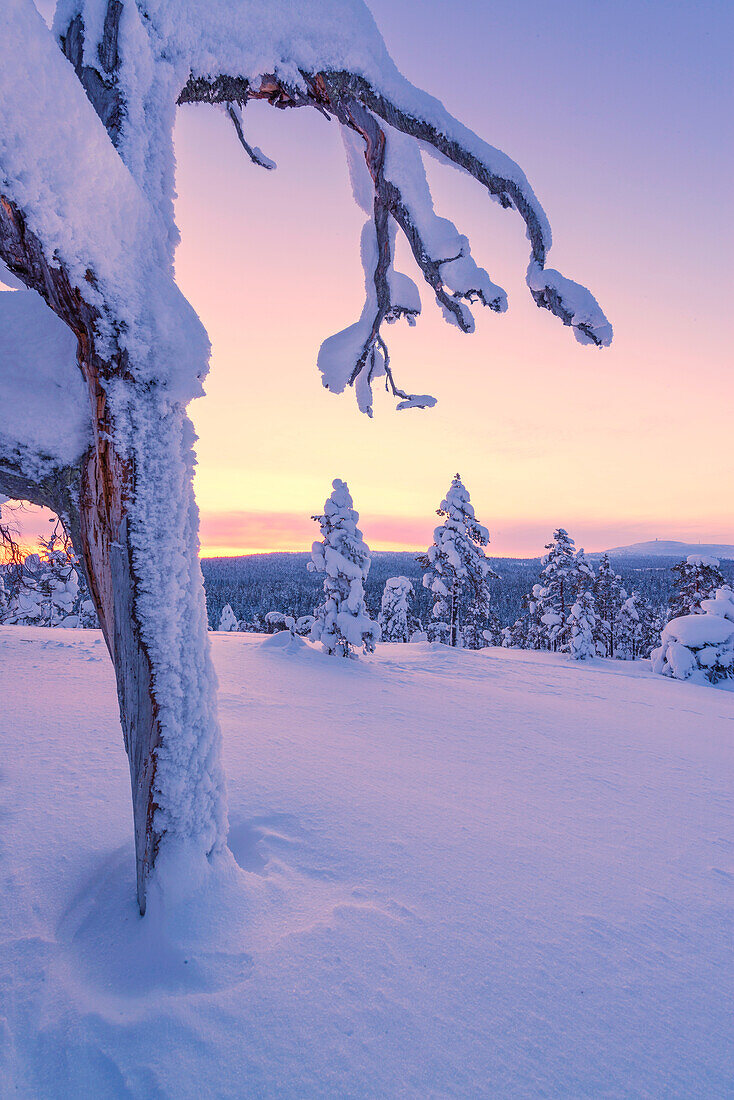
[11,0,734,557]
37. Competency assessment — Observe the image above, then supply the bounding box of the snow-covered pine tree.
[218,603,238,632]
[593,553,626,657]
[537,529,594,652]
[308,479,379,658]
[379,576,414,643]
[668,555,725,620]
[523,583,546,650]
[420,474,497,647]
[616,593,643,660]
[567,589,598,660]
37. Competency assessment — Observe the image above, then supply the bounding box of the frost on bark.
[2,0,612,912]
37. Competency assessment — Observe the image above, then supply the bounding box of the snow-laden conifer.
[668,555,725,621]
[593,554,626,657]
[523,583,546,650]
[617,594,643,660]
[420,474,497,647]
[567,590,598,660]
[379,576,414,643]
[537,530,594,651]
[218,604,238,632]
[308,480,379,657]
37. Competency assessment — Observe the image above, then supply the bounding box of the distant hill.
[601,540,734,561]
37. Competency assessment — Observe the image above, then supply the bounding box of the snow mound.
[259,629,308,654]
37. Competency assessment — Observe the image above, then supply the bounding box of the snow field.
[1,627,732,1097]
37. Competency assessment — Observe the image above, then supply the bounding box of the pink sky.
[7,0,734,559]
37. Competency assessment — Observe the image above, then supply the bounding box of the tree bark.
[0,194,162,912]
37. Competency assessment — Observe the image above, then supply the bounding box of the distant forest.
[201,552,734,631]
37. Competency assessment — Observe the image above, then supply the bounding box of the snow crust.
[0,291,90,474]
[1,629,732,1097]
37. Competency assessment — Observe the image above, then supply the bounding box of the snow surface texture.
[653,586,734,684]
[1,628,732,1097]
[0,290,90,475]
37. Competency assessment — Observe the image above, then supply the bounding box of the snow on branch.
[56,0,612,412]
[177,59,611,411]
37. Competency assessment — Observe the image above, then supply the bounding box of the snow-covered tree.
[567,590,598,661]
[308,480,379,657]
[616,593,643,660]
[5,528,93,627]
[593,554,626,657]
[537,530,594,651]
[523,583,546,650]
[420,475,497,647]
[0,0,611,911]
[218,603,238,632]
[668,555,725,621]
[379,576,414,643]
[653,587,734,685]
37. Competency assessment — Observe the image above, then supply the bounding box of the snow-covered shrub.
[5,537,89,627]
[264,611,289,634]
[567,590,598,660]
[668,555,724,620]
[421,474,496,647]
[308,479,379,658]
[379,576,414,643]
[218,603,238,632]
[427,621,450,644]
[652,587,734,685]
[295,615,315,637]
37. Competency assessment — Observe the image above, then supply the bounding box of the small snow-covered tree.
[0,0,611,911]
[308,479,379,657]
[593,554,626,657]
[379,576,414,643]
[567,590,598,661]
[616,593,643,660]
[218,603,238,632]
[653,587,734,685]
[537,530,594,651]
[420,474,497,647]
[668,555,725,621]
[523,583,546,650]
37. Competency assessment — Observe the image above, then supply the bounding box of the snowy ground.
[1,627,732,1098]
